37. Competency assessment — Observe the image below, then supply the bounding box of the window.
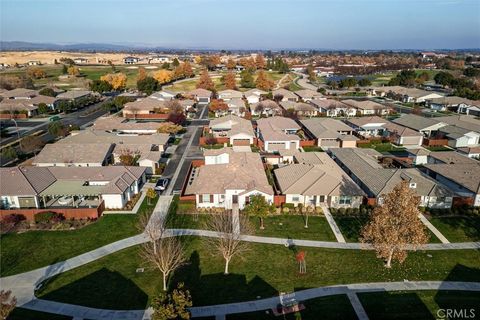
[219,195,225,203]
[292,196,300,202]
[339,196,352,205]
[202,194,211,203]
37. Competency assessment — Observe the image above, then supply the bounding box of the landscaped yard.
[334,216,441,243]
[359,290,480,320]
[302,146,324,152]
[250,215,336,241]
[0,195,158,277]
[425,146,454,152]
[35,238,480,309]
[358,142,406,153]
[428,216,480,242]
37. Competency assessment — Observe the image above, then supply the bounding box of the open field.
[36,237,480,309]
[0,195,157,277]
[0,51,147,65]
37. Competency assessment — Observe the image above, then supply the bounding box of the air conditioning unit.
[409,182,417,189]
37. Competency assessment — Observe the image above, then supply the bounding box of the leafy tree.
[118,148,140,166]
[222,71,237,90]
[57,100,73,113]
[255,54,266,69]
[137,76,159,95]
[240,70,255,88]
[157,122,183,134]
[27,67,47,79]
[255,70,274,91]
[416,71,430,84]
[182,62,194,78]
[137,67,147,82]
[151,283,192,320]
[48,120,66,137]
[100,73,127,90]
[61,64,68,74]
[38,87,56,97]
[19,135,44,155]
[167,111,186,125]
[434,71,455,87]
[67,66,80,76]
[339,77,358,89]
[358,78,372,87]
[90,79,113,93]
[361,181,429,268]
[243,194,275,229]
[37,102,49,114]
[196,69,215,91]
[226,58,236,70]
[388,70,416,87]
[154,69,173,85]
[464,67,480,77]
[172,58,180,67]
[0,147,17,161]
[306,64,316,82]
[209,99,229,115]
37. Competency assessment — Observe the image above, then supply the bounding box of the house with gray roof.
[330,148,453,208]
[280,101,318,116]
[300,118,357,148]
[0,166,146,211]
[208,115,255,146]
[256,116,301,152]
[274,152,365,208]
[392,114,447,137]
[294,89,324,102]
[273,88,298,102]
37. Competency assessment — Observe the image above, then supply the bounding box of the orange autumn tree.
[209,99,229,115]
[361,181,429,268]
[137,67,147,82]
[255,54,266,69]
[255,70,274,91]
[196,69,215,91]
[226,58,236,70]
[153,69,173,85]
[101,73,127,90]
[223,71,237,90]
[182,61,194,78]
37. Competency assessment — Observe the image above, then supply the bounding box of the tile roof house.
[0,166,147,211]
[391,114,447,137]
[92,116,160,134]
[370,86,444,103]
[218,89,243,101]
[330,148,453,208]
[250,99,283,117]
[0,89,59,117]
[186,88,212,105]
[425,96,480,112]
[274,152,365,208]
[342,99,390,116]
[423,163,480,207]
[300,118,357,148]
[256,116,301,152]
[122,98,169,119]
[208,115,255,146]
[427,151,479,165]
[243,89,267,104]
[432,115,480,148]
[185,148,274,209]
[457,146,480,159]
[56,90,93,101]
[345,116,389,137]
[226,98,246,116]
[279,101,318,117]
[272,88,298,102]
[310,99,356,117]
[32,143,113,167]
[294,89,324,102]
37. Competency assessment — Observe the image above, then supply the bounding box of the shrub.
[282,203,295,209]
[34,211,65,223]
[2,213,26,224]
[337,208,346,215]
[329,208,337,214]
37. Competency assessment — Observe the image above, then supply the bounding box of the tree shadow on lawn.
[37,268,149,310]
[430,216,480,241]
[170,251,278,307]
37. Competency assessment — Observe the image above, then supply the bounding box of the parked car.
[154,178,170,192]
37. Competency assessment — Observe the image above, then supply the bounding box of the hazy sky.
[1,0,479,49]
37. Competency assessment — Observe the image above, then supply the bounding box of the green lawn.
[358,142,406,153]
[36,237,480,309]
[334,216,441,243]
[425,146,453,152]
[250,215,337,241]
[0,195,158,277]
[428,217,480,242]
[359,290,480,320]
[302,146,324,152]
[227,294,357,320]
[7,308,72,320]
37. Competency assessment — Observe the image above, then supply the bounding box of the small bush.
[282,203,295,209]
[2,213,26,224]
[337,208,346,215]
[34,211,65,224]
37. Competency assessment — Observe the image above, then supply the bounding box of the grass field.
[428,216,480,242]
[0,195,158,277]
[359,290,480,320]
[358,142,406,153]
[36,237,480,309]
[302,146,324,152]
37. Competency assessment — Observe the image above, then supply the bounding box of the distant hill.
[0,41,159,52]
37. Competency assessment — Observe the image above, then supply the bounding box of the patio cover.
[39,180,103,197]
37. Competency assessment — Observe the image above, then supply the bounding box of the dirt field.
[0,51,152,65]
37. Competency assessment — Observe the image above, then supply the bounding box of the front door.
[232,195,238,204]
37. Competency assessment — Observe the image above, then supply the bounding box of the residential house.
[33,143,113,167]
[300,118,357,148]
[243,89,267,104]
[272,88,298,102]
[226,98,246,117]
[383,122,424,146]
[150,90,178,101]
[423,163,480,207]
[250,99,283,117]
[342,99,389,115]
[280,101,318,117]
[73,58,89,64]
[427,151,478,165]
[457,147,480,159]
[123,56,140,64]
[330,148,453,208]
[27,61,41,66]
[0,166,146,211]
[391,114,447,138]
[0,88,59,116]
[345,116,388,137]
[92,116,160,134]
[218,89,243,101]
[406,149,431,165]
[310,99,356,117]
[274,152,365,208]
[186,148,274,209]
[458,104,480,117]
[0,88,37,100]
[294,89,324,102]
[256,116,301,152]
[425,96,480,112]
[186,88,212,105]
[369,86,444,103]
[208,115,255,146]
[148,55,173,64]
[122,98,168,119]
[56,90,93,103]
[434,115,480,148]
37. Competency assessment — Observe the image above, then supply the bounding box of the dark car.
[154,178,170,192]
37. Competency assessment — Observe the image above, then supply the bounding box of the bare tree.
[139,217,187,291]
[0,290,17,319]
[203,212,253,275]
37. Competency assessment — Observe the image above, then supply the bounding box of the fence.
[0,201,104,221]
[422,138,448,147]
[0,113,28,119]
[124,113,169,120]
